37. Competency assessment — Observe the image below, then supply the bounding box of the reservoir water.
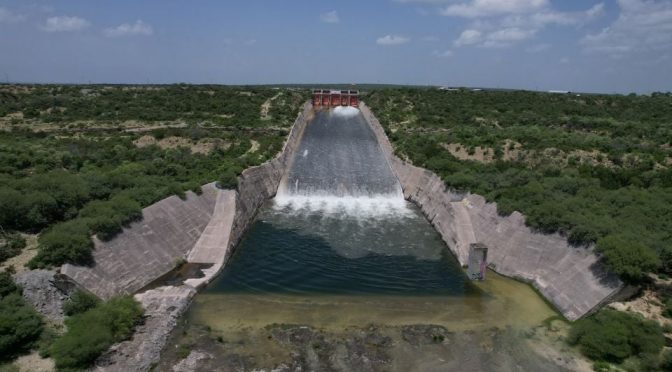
[167,107,571,371]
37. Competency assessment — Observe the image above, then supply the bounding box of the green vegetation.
[0,85,307,128]
[367,88,672,282]
[568,309,665,369]
[0,271,44,361]
[0,85,307,268]
[0,233,25,264]
[50,296,143,371]
[63,290,100,316]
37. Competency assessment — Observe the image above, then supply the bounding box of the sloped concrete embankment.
[55,103,313,372]
[359,102,622,321]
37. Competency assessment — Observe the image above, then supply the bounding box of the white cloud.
[0,7,25,24]
[104,20,153,37]
[581,0,672,58]
[394,0,453,3]
[441,0,549,18]
[432,49,454,57]
[320,10,340,24]
[526,43,550,53]
[487,27,534,42]
[376,35,411,45]
[454,27,533,48]
[454,29,482,46]
[41,16,90,32]
[447,2,604,49]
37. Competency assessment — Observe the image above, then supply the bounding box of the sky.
[0,0,670,93]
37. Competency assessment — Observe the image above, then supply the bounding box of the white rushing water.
[276,107,408,218]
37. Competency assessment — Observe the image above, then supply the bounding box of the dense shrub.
[367,89,672,281]
[567,309,664,364]
[0,271,18,297]
[218,170,239,190]
[63,290,100,316]
[596,236,660,282]
[0,86,298,268]
[0,271,43,361]
[0,233,25,263]
[50,296,143,370]
[28,219,93,268]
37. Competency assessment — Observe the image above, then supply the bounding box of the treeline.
[569,309,670,370]
[0,126,285,268]
[0,85,308,128]
[367,88,672,282]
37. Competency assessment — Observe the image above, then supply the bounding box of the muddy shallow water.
[155,202,580,371]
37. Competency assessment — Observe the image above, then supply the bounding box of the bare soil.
[132,135,230,155]
[0,234,38,274]
[12,351,54,372]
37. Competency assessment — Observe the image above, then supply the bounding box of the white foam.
[272,194,414,219]
[332,106,360,118]
[302,149,309,157]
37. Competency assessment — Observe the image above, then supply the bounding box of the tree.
[0,273,43,361]
[218,170,239,190]
[50,296,143,370]
[28,220,93,268]
[568,309,664,364]
[63,290,100,316]
[596,235,660,282]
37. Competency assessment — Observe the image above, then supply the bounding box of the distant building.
[548,90,570,94]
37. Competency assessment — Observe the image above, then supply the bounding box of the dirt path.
[13,351,54,372]
[0,234,38,274]
[261,92,283,120]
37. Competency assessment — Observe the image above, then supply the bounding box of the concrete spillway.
[279,107,402,199]
[210,106,475,295]
[58,101,623,371]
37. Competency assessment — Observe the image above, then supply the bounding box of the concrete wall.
[229,103,312,252]
[360,102,622,320]
[61,185,219,300]
[61,103,313,300]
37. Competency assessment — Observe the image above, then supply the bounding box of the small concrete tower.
[468,243,488,280]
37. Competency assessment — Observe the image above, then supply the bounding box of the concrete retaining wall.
[360,102,622,320]
[61,103,312,300]
[61,185,219,300]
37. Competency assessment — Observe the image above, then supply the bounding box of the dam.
[200,107,482,298]
[59,102,622,370]
[163,107,565,370]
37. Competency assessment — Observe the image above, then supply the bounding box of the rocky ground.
[154,321,587,372]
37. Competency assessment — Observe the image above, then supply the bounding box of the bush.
[0,274,43,361]
[28,219,93,269]
[63,290,100,316]
[0,271,18,297]
[663,298,672,319]
[596,235,660,283]
[568,309,664,363]
[50,296,143,370]
[217,170,239,190]
[0,234,26,264]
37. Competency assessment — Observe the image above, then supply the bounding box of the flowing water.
[168,107,572,371]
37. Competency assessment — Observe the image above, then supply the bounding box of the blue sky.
[0,0,670,93]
